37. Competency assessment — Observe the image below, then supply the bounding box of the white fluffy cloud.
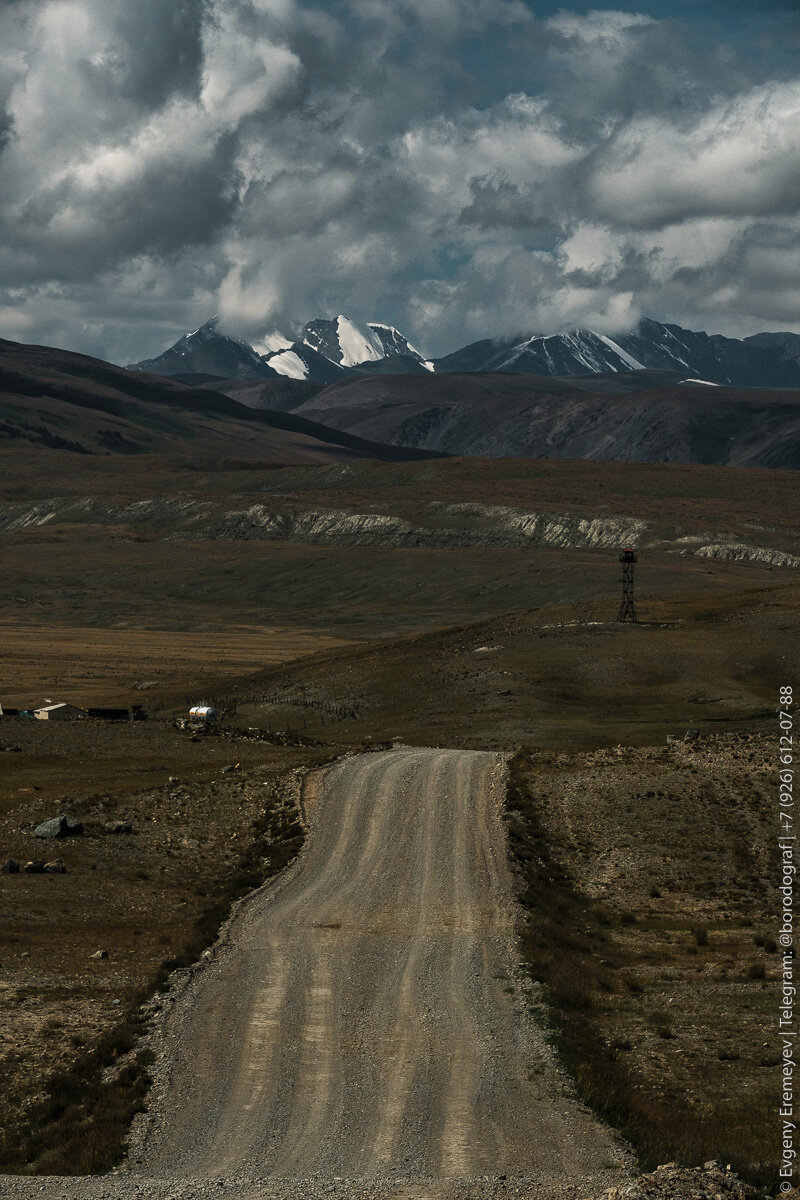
[588,82,800,226]
[1,0,799,361]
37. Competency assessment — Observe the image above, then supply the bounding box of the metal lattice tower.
[617,548,638,623]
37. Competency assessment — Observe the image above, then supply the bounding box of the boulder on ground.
[34,815,83,839]
[1,859,20,874]
[89,949,108,960]
[44,859,66,873]
[23,860,46,873]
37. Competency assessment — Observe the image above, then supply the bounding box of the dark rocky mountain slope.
[0,338,441,463]
[294,372,800,468]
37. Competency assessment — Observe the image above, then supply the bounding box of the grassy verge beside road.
[0,724,329,1175]
[506,738,777,1190]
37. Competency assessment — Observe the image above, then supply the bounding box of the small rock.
[168,775,179,783]
[43,859,67,873]
[104,820,132,835]
[1,859,20,874]
[90,949,109,960]
[112,998,122,1006]
[684,728,701,741]
[704,1160,719,1171]
[221,763,240,774]
[23,860,46,873]
[34,815,83,839]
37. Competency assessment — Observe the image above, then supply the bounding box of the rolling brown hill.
[293,372,800,468]
[0,338,439,463]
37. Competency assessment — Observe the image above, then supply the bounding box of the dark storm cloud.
[457,177,560,241]
[0,0,798,361]
[108,0,208,107]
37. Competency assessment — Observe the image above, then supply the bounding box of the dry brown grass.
[0,445,795,1179]
[0,621,347,709]
[223,570,800,751]
[506,739,777,1189]
[0,721,332,1172]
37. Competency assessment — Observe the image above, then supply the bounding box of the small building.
[87,707,131,721]
[34,703,85,721]
[189,704,220,722]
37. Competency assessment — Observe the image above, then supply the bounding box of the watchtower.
[617,549,638,623]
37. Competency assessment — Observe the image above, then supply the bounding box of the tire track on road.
[133,747,629,1185]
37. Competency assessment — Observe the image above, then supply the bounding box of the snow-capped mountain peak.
[299,315,432,370]
[474,328,646,377]
[129,314,800,390]
[367,322,433,370]
[128,316,275,380]
[302,316,384,368]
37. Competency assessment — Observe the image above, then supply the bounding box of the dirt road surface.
[2,747,630,1199]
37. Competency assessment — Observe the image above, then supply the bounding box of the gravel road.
[2,747,631,1198]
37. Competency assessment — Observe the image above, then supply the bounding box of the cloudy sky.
[1,0,799,363]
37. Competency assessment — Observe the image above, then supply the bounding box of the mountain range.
[129,315,800,389]
[130,315,432,386]
[3,323,798,469]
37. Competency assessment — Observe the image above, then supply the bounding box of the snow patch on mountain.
[595,334,645,371]
[266,350,310,380]
[255,332,294,354]
[336,316,384,366]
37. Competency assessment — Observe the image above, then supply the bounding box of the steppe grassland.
[0,623,347,710]
[0,446,797,1180]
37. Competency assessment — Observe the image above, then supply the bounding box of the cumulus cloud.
[0,0,799,361]
[587,82,800,226]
